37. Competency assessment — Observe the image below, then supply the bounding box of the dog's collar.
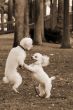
[19,45,28,51]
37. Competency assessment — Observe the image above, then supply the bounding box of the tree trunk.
[72,0,73,31]
[13,0,27,47]
[1,8,4,31]
[50,0,57,30]
[34,0,44,45]
[29,0,33,23]
[24,0,29,37]
[7,0,13,31]
[44,0,46,16]
[57,0,64,36]
[42,0,46,42]
[61,0,71,48]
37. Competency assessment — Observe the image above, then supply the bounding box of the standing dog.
[24,53,55,98]
[3,37,33,93]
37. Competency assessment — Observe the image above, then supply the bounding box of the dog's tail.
[3,77,9,83]
[50,76,55,81]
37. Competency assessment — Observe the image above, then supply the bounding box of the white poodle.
[3,37,33,93]
[24,53,55,98]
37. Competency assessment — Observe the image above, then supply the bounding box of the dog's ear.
[41,55,50,67]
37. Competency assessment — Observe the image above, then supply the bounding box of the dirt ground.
[0,34,73,110]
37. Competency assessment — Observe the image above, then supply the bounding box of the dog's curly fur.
[24,53,55,98]
[3,37,33,93]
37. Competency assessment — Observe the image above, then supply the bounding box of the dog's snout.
[31,56,33,58]
[31,56,34,60]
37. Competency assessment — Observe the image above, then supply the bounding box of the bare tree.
[50,0,57,30]
[13,0,27,47]
[24,0,29,36]
[7,0,13,31]
[34,0,44,45]
[61,0,71,48]
[29,0,33,22]
[0,8,4,31]
[42,0,46,42]
[72,0,73,32]
[44,0,46,16]
[57,0,63,31]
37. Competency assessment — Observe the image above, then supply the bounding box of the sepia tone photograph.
[0,0,73,110]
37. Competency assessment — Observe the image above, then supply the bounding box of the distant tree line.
[1,0,72,48]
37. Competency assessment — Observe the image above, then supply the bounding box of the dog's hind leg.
[13,84,20,93]
[12,80,22,93]
[38,84,45,97]
[12,74,22,93]
[45,84,51,98]
[3,77,9,83]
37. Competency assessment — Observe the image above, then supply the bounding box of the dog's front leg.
[23,63,35,72]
